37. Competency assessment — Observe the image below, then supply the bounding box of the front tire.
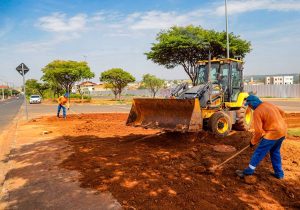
[209,111,232,138]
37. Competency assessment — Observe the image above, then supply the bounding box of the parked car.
[29,95,42,104]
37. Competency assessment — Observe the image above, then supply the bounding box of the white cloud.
[29,13,87,52]
[215,0,300,15]
[90,12,106,22]
[15,34,80,53]
[129,10,203,30]
[37,13,87,32]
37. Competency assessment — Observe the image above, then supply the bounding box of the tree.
[76,84,85,102]
[25,79,50,98]
[36,82,50,98]
[25,79,39,96]
[142,74,164,98]
[100,68,135,100]
[1,88,10,98]
[145,25,251,86]
[41,60,95,95]
[48,80,64,98]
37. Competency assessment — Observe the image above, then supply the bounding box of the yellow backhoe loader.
[126,58,253,137]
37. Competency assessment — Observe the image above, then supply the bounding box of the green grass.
[90,98,132,105]
[288,128,300,137]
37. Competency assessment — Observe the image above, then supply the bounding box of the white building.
[272,76,284,85]
[283,76,293,84]
[265,75,294,85]
[265,76,271,84]
[77,81,97,93]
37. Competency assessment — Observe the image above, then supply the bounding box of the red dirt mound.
[32,113,300,209]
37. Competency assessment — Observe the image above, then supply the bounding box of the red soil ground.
[29,113,300,209]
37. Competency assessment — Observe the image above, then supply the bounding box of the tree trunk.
[192,78,197,86]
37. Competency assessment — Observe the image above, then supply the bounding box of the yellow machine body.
[126,58,253,136]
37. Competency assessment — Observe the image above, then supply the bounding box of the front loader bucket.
[126,98,202,132]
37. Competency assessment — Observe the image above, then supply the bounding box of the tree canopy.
[100,68,135,100]
[142,74,164,98]
[145,25,251,85]
[41,60,95,94]
[25,79,49,98]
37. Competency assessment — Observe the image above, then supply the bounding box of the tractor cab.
[195,58,244,103]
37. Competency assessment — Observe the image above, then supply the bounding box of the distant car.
[29,95,42,104]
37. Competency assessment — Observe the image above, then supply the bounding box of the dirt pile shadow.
[1,137,121,210]
[59,131,300,210]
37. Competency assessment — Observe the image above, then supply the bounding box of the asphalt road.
[0,97,24,132]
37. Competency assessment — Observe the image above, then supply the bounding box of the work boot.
[272,173,284,180]
[243,167,255,175]
[57,114,60,118]
[236,170,244,178]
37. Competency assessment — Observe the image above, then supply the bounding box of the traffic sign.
[16,62,29,120]
[16,63,29,75]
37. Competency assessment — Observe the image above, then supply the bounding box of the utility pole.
[1,86,4,100]
[225,0,230,59]
[68,84,70,105]
[10,84,13,96]
[7,82,13,96]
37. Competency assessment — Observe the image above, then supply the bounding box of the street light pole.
[10,84,13,96]
[1,87,4,100]
[225,0,230,59]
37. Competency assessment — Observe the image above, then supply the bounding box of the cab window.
[196,65,207,85]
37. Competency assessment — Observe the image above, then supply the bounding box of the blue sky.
[1,0,300,86]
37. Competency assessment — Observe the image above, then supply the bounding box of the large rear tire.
[209,111,232,138]
[233,106,253,131]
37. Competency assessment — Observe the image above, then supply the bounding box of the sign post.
[16,63,29,120]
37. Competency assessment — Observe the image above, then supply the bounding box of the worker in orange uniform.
[57,93,69,119]
[236,95,287,179]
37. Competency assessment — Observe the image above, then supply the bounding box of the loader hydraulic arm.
[171,83,189,97]
[194,82,210,99]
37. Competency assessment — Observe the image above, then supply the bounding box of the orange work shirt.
[251,102,287,145]
[58,96,68,106]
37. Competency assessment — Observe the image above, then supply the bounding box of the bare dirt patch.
[285,113,300,128]
[19,113,300,209]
